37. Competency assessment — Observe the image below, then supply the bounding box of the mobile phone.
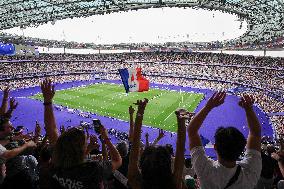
[93,119,102,134]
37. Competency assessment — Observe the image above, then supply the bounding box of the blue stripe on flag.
[118,69,130,93]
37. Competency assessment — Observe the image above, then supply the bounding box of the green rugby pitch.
[32,83,204,132]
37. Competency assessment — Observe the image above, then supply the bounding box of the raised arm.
[100,126,122,170]
[33,121,41,144]
[3,98,18,119]
[145,133,149,147]
[151,129,165,146]
[101,139,108,161]
[41,79,58,146]
[238,94,261,151]
[1,140,36,160]
[86,134,100,156]
[173,109,194,189]
[0,87,10,116]
[128,106,135,142]
[188,92,226,150]
[128,98,148,189]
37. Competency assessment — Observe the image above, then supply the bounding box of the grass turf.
[31,83,204,132]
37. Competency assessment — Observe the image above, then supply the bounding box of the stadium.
[0,0,283,189]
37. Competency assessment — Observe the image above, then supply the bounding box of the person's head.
[116,141,128,157]
[165,144,174,156]
[214,127,246,162]
[185,157,192,168]
[0,117,14,137]
[140,146,175,189]
[266,144,276,155]
[52,127,87,169]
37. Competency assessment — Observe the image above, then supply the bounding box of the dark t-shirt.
[261,152,278,179]
[49,161,112,189]
[111,142,131,189]
[118,155,129,176]
[111,156,129,189]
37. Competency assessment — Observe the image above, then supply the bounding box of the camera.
[92,119,102,134]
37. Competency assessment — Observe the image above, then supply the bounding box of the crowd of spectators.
[0,52,284,68]
[0,52,283,95]
[0,80,284,189]
[0,75,93,90]
[271,116,284,137]
[0,51,283,135]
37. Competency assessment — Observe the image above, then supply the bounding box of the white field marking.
[164,93,198,122]
[164,110,175,121]
[164,93,187,121]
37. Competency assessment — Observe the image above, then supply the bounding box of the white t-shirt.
[191,146,262,189]
[0,144,6,157]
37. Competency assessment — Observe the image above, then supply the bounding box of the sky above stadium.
[4,7,247,44]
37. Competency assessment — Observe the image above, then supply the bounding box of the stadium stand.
[0,51,282,188]
[0,0,284,188]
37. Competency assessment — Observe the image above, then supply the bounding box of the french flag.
[118,68,149,93]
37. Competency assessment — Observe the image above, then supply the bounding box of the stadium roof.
[0,0,283,46]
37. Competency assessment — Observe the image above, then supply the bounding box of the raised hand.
[35,121,41,136]
[158,129,165,139]
[238,94,254,110]
[0,86,11,116]
[175,108,195,120]
[129,106,135,115]
[145,133,149,138]
[9,98,18,110]
[100,125,109,141]
[41,78,55,103]
[206,91,226,109]
[41,78,58,146]
[134,98,149,113]
[3,86,10,99]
